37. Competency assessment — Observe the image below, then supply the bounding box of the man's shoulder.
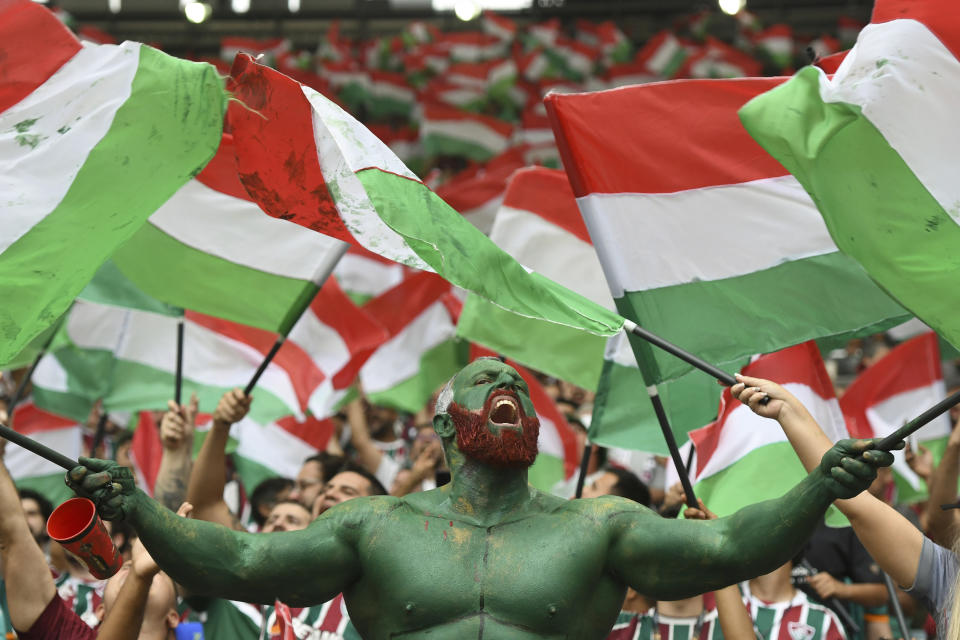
[565,494,657,521]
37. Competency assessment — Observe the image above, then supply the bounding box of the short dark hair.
[605,467,651,507]
[18,488,54,522]
[250,477,294,527]
[304,452,345,485]
[336,461,387,496]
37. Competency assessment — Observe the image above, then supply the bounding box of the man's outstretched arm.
[67,458,363,606]
[606,397,893,599]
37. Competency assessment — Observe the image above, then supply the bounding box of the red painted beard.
[448,390,540,468]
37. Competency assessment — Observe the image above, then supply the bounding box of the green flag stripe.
[0,46,225,364]
[113,221,318,333]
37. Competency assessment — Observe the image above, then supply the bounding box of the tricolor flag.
[546,77,909,386]
[365,70,416,120]
[840,332,950,502]
[333,245,407,306]
[229,56,625,345]
[0,0,225,365]
[33,267,386,425]
[457,167,610,389]
[440,32,508,63]
[635,31,689,79]
[482,11,517,42]
[112,133,347,334]
[680,37,763,79]
[420,101,514,162]
[682,342,849,516]
[470,345,580,493]
[7,402,81,503]
[740,0,960,352]
[358,272,468,413]
[220,36,290,67]
[754,24,795,69]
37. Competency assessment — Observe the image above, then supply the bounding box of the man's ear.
[433,413,455,439]
[166,608,180,629]
[95,603,105,622]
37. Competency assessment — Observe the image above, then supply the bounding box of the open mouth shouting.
[488,393,522,431]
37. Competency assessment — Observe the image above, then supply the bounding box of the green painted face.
[451,358,537,420]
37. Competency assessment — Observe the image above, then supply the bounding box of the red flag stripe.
[10,403,76,434]
[194,133,255,201]
[502,167,592,245]
[362,272,452,337]
[308,278,388,357]
[275,415,335,451]
[0,0,82,113]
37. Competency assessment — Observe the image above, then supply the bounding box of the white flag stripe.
[233,418,318,478]
[824,19,960,227]
[287,309,352,375]
[302,86,427,270]
[576,176,835,297]
[333,254,404,298]
[149,180,344,282]
[490,205,614,308]
[360,301,455,393]
[7,426,81,477]
[0,42,138,253]
[537,417,564,458]
[696,383,845,482]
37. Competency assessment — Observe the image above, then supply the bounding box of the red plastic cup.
[47,498,123,579]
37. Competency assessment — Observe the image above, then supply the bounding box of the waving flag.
[457,167,610,388]
[840,332,950,502]
[229,56,625,345]
[0,0,225,365]
[6,402,80,503]
[434,146,527,234]
[358,272,467,413]
[546,78,908,385]
[740,0,960,350]
[682,342,849,516]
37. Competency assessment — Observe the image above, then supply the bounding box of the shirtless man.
[67,358,893,640]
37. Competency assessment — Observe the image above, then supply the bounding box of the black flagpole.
[574,443,594,499]
[0,423,77,471]
[877,387,960,451]
[174,319,184,406]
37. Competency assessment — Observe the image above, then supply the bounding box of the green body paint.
[70,359,883,640]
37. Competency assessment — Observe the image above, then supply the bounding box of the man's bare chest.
[346,508,624,638]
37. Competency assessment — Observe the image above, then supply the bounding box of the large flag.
[433,146,527,234]
[6,402,80,503]
[333,246,407,306]
[840,332,951,502]
[111,133,347,334]
[545,78,909,385]
[470,345,580,493]
[358,272,468,413]
[33,265,386,425]
[228,55,625,345]
[678,342,849,516]
[0,0,226,365]
[456,167,610,389]
[739,0,960,350]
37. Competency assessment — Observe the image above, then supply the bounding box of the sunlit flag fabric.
[111,133,347,334]
[739,0,960,351]
[32,265,386,425]
[671,342,849,517]
[840,332,950,503]
[6,402,81,503]
[358,272,468,413]
[457,167,610,389]
[545,78,908,385]
[0,0,226,366]
[228,55,624,344]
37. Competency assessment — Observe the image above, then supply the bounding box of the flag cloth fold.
[840,332,950,502]
[227,55,625,345]
[546,77,909,385]
[456,167,609,389]
[6,402,80,503]
[0,0,226,365]
[739,9,960,350]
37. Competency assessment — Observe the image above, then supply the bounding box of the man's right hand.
[67,457,137,520]
[818,439,896,500]
[212,388,252,426]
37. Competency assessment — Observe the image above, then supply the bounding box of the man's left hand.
[818,439,897,500]
[66,457,137,520]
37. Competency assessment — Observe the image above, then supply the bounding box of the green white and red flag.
[220,36,290,66]
[528,18,561,48]
[470,345,580,493]
[365,70,416,120]
[112,133,347,334]
[634,30,690,79]
[445,59,517,92]
[420,101,514,162]
[456,167,610,389]
[678,342,849,517]
[420,79,488,111]
[438,32,508,63]
[679,37,763,78]
[517,47,552,83]
[840,332,950,502]
[482,11,517,42]
[603,60,659,89]
[544,37,597,81]
[229,56,625,343]
[6,402,80,503]
[358,272,467,413]
[739,0,960,352]
[546,77,909,387]
[753,24,795,69]
[333,246,407,306]
[0,0,225,366]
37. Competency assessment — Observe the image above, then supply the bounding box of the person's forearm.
[924,440,960,546]
[715,585,755,640]
[186,421,230,513]
[833,582,889,608]
[155,447,192,511]
[94,571,152,640]
[346,400,382,473]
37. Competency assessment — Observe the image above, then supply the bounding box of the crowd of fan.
[0,334,958,640]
